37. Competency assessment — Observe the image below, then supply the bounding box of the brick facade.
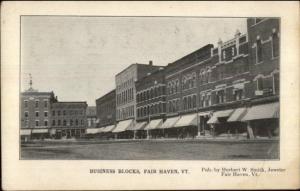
[96,89,116,127]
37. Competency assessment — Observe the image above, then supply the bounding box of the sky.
[21,16,247,106]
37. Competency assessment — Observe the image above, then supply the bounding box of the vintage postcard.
[1,1,299,190]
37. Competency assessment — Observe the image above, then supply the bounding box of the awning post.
[247,121,254,139]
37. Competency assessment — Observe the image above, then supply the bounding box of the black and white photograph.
[2,1,300,190]
[20,16,280,160]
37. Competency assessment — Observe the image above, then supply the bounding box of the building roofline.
[96,89,116,102]
[135,67,165,84]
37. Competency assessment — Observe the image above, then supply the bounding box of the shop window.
[256,39,263,63]
[272,32,279,58]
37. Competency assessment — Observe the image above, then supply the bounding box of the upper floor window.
[52,120,55,126]
[273,72,279,94]
[234,89,243,101]
[58,110,61,116]
[52,110,55,116]
[272,31,279,58]
[24,100,28,108]
[217,90,225,104]
[63,110,66,115]
[24,111,28,118]
[44,120,48,126]
[44,111,48,117]
[35,120,39,127]
[35,100,39,108]
[35,111,39,117]
[256,39,263,63]
[257,77,263,91]
[44,100,48,108]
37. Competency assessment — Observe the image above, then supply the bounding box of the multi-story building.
[86,106,97,128]
[95,89,116,129]
[134,67,166,138]
[113,61,161,137]
[163,44,216,138]
[20,82,57,140]
[240,18,280,139]
[51,102,87,139]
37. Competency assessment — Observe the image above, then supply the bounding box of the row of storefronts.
[86,100,279,140]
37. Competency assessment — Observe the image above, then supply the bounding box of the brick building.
[113,62,161,137]
[134,67,166,138]
[240,18,280,139]
[51,102,88,139]
[20,87,57,140]
[94,89,116,138]
[86,106,97,128]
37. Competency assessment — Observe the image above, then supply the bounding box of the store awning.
[174,114,198,128]
[112,119,134,133]
[198,111,211,116]
[102,125,116,133]
[86,128,101,134]
[144,119,163,130]
[20,129,31,136]
[161,116,180,129]
[127,122,147,131]
[31,129,49,134]
[207,109,234,124]
[227,108,248,122]
[242,102,279,121]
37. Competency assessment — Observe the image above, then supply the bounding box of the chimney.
[149,60,153,66]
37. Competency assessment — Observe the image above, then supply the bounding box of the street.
[21,139,279,160]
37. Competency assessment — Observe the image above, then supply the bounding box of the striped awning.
[102,125,116,133]
[31,129,49,134]
[112,119,134,133]
[174,114,198,128]
[144,119,163,130]
[20,129,31,136]
[127,122,147,131]
[86,128,101,134]
[207,109,234,124]
[242,102,279,121]
[227,108,248,122]
[161,116,180,129]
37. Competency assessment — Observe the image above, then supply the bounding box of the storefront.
[144,119,164,139]
[160,116,181,138]
[112,119,134,139]
[241,102,279,139]
[207,109,234,138]
[127,122,147,139]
